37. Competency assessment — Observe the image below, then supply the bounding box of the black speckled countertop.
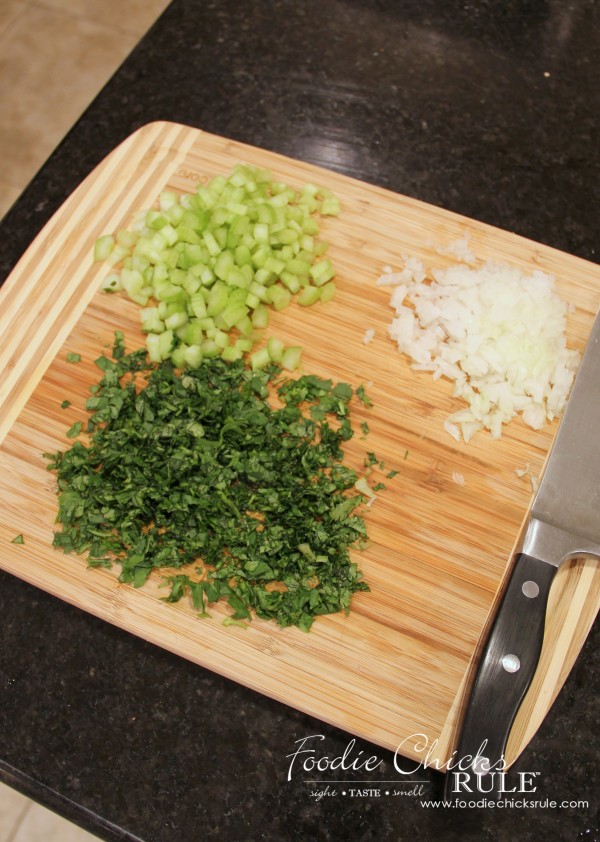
[1,2,599,840]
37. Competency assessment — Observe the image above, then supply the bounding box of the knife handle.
[444,552,558,803]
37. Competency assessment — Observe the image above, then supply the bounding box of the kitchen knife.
[444,309,600,803]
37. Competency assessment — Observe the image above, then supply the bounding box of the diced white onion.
[363,328,376,345]
[436,236,477,264]
[379,260,580,442]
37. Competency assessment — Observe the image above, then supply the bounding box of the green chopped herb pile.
[46,334,371,631]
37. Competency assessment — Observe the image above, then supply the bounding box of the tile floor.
[0,0,171,221]
[0,3,171,838]
[0,785,100,841]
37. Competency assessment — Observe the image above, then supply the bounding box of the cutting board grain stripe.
[1,121,599,767]
[0,123,197,444]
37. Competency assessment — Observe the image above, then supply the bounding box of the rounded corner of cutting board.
[125,120,201,143]
[504,554,600,766]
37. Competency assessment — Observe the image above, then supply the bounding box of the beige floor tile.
[0,179,23,219]
[35,0,172,36]
[0,5,138,190]
[0,84,80,190]
[11,799,101,842]
[0,781,30,838]
[0,1,27,36]
[0,5,138,99]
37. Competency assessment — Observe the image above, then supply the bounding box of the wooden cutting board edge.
[0,122,199,446]
[1,120,599,768]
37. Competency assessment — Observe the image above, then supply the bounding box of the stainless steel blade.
[523,309,600,564]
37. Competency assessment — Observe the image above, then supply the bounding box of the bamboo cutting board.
[1,121,600,768]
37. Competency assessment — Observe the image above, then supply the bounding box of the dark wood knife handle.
[444,553,558,803]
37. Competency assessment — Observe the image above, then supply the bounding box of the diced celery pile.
[93,163,341,371]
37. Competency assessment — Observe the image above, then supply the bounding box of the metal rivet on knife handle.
[522,580,540,598]
[472,756,491,775]
[502,654,521,673]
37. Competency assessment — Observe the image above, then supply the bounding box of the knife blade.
[444,307,600,803]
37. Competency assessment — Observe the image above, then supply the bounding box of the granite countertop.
[1,1,599,840]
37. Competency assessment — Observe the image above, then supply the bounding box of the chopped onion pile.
[94,163,340,371]
[378,259,580,442]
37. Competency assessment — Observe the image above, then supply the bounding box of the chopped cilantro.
[386,469,399,479]
[11,534,24,544]
[66,352,81,363]
[360,421,369,435]
[60,400,71,409]
[329,495,362,522]
[46,342,371,631]
[112,331,125,359]
[66,421,83,439]
[222,618,249,629]
[356,384,373,407]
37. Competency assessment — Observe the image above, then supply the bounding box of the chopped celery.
[146,334,162,363]
[101,272,122,293]
[221,302,249,329]
[267,285,292,311]
[309,258,335,286]
[116,230,138,249]
[202,230,221,256]
[320,281,336,303]
[178,320,204,346]
[201,339,221,358]
[207,282,229,316]
[251,347,271,370]
[94,234,115,262]
[158,330,174,360]
[251,304,269,330]
[197,316,215,331]
[254,267,275,286]
[286,258,311,276]
[236,315,254,336]
[95,163,341,367]
[221,345,243,362]
[265,256,286,275]
[253,223,269,243]
[183,345,203,367]
[170,344,188,368]
[245,292,260,310]
[164,311,188,331]
[214,250,234,280]
[159,191,178,211]
[320,197,341,216]
[267,337,285,363]
[280,272,301,294]
[281,346,302,372]
[298,285,321,307]
[302,218,320,236]
[140,307,165,333]
[190,292,207,318]
[249,280,268,300]
[235,337,253,353]
[213,329,229,350]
